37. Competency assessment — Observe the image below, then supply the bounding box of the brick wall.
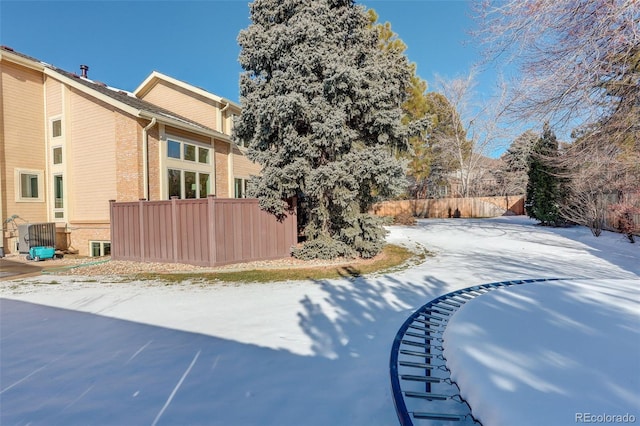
[115,113,142,201]
[69,223,111,256]
[147,125,161,201]
[214,140,230,197]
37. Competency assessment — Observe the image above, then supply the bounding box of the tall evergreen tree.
[526,123,562,225]
[235,0,411,258]
[500,130,538,195]
[367,9,433,199]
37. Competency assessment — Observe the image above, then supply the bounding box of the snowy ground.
[444,278,640,426]
[1,216,639,425]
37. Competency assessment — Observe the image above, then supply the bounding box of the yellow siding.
[141,81,218,131]
[232,146,261,178]
[68,89,117,221]
[1,61,47,233]
[45,77,63,117]
[165,125,210,144]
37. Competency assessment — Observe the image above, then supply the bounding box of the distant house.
[446,156,504,198]
[0,46,260,256]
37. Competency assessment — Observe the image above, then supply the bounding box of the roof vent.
[80,64,89,78]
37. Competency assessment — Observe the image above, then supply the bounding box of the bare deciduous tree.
[555,138,638,236]
[434,72,508,198]
[476,0,639,239]
[475,0,640,129]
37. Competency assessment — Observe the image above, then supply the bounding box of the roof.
[135,71,241,111]
[0,45,230,140]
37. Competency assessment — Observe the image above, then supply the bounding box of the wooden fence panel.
[110,197,297,267]
[371,195,525,219]
[110,202,142,261]
[602,192,640,233]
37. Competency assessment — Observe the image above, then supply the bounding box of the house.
[0,46,260,256]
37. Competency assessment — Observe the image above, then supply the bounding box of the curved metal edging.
[389,278,566,425]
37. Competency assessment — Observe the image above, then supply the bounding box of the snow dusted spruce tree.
[526,123,563,226]
[235,0,412,259]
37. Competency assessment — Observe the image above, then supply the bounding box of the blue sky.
[1,0,492,103]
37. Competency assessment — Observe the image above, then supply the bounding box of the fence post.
[293,197,298,247]
[138,199,146,262]
[171,196,178,263]
[207,194,217,267]
[109,200,116,259]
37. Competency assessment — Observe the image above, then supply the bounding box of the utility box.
[17,223,56,254]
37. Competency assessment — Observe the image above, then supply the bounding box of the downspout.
[219,101,232,197]
[220,100,230,134]
[142,117,157,200]
[220,101,234,198]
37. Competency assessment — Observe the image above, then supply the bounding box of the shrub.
[609,203,640,243]
[338,214,388,259]
[292,237,356,260]
[392,212,416,226]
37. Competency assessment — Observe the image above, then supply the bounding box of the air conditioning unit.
[17,223,56,253]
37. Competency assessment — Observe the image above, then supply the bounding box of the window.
[17,170,43,201]
[53,147,63,165]
[90,241,111,257]
[54,174,64,219]
[166,137,213,199]
[185,171,197,198]
[16,169,43,202]
[168,169,181,198]
[199,173,211,198]
[52,119,62,138]
[234,178,248,198]
[198,147,210,164]
[167,169,211,199]
[167,139,210,162]
[168,140,181,159]
[184,144,196,161]
[21,173,39,198]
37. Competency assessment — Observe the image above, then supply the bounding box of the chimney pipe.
[80,64,89,78]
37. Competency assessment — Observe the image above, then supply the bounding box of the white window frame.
[165,135,214,200]
[15,168,44,202]
[234,177,248,198]
[53,173,64,220]
[89,241,111,257]
[52,146,63,165]
[167,169,212,199]
[166,138,211,164]
[51,117,63,139]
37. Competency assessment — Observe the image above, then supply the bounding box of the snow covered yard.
[1,216,639,425]
[444,278,640,426]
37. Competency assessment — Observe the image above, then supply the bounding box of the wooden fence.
[602,192,640,233]
[109,197,297,267]
[371,195,525,219]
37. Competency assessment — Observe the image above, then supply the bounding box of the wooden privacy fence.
[371,195,525,219]
[109,197,297,267]
[602,192,640,233]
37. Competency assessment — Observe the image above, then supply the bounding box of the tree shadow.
[443,279,640,425]
[1,272,448,426]
[297,273,448,372]
[0,298,371,426]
